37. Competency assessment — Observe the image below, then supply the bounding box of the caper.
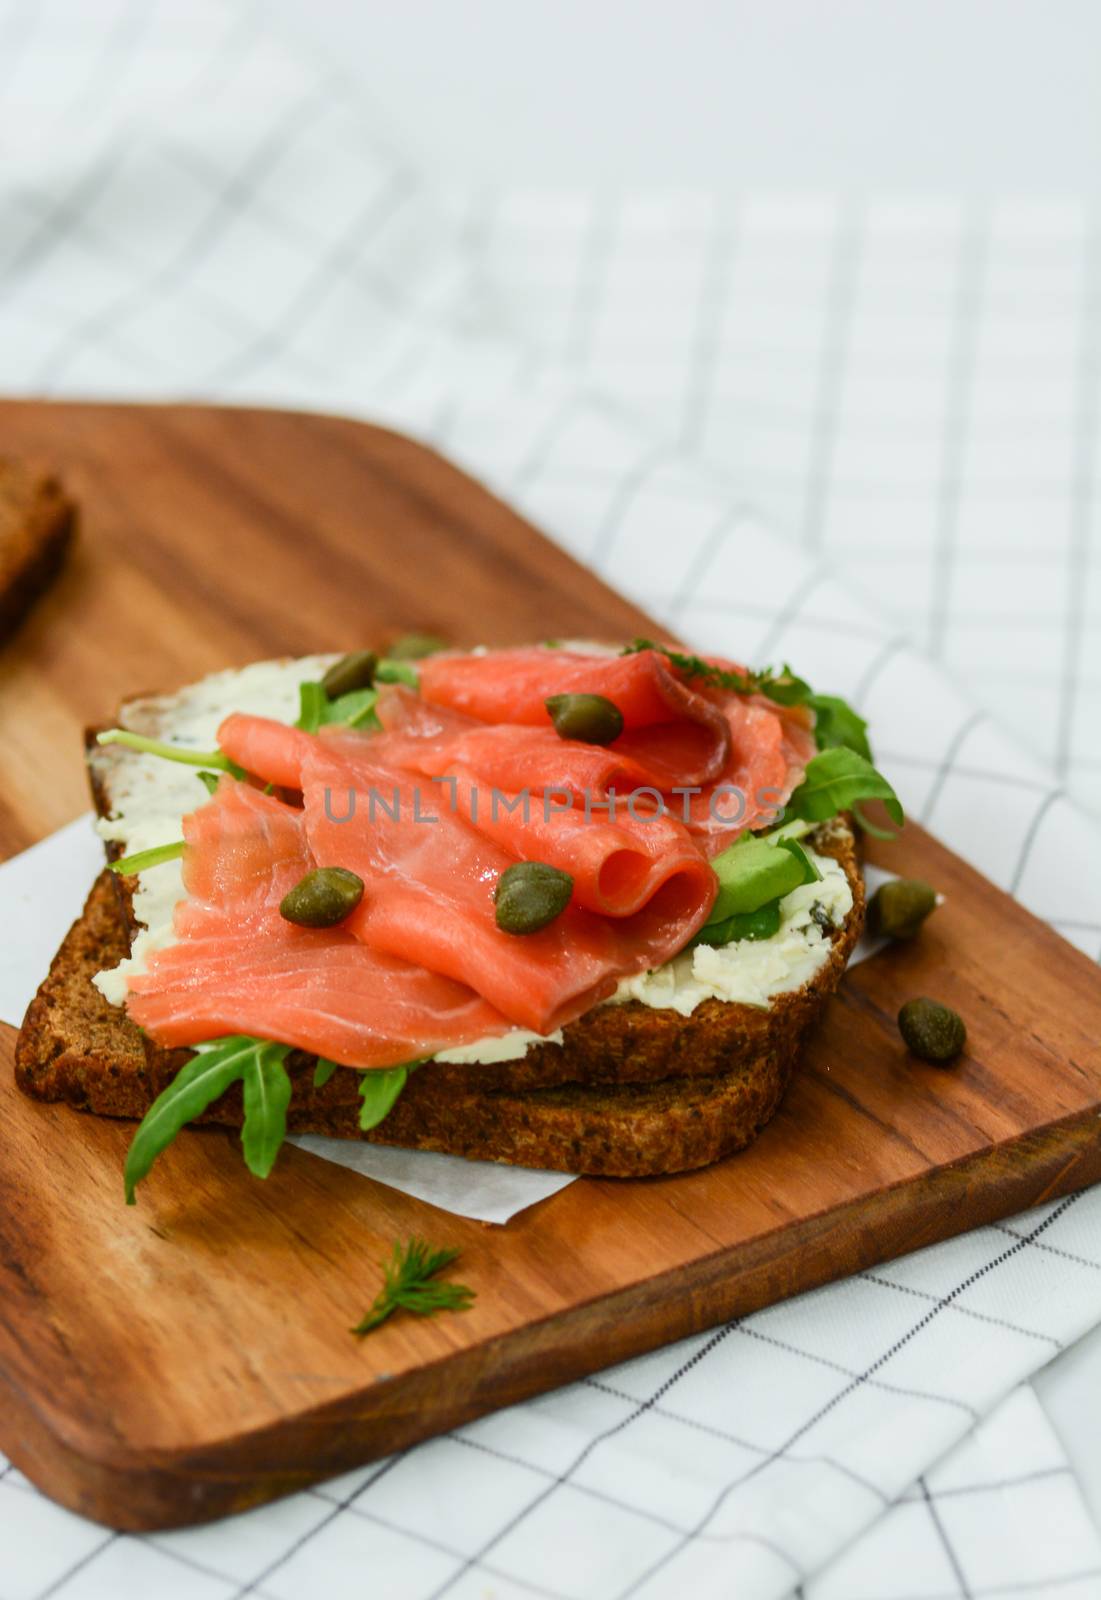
[545,693,624,747]
[868,878,937,940]
[495,861,573,935]
[321,651,377,699]
[898,997,966,1064]
[386,633,447,660]
[280,866,365,928]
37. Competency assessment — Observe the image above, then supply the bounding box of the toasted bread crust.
[15,822,861,1176]
[0,460,76,636]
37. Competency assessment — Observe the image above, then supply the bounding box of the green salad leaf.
[374,658,419,688]
[757,667,814,706]
[359,1065,413,1131]
[296,681,380,733]
[124,1035,292,1203]
[352,1237,475,1336]
[240,1045,294,1180]
[802,694,872,761]
[110,840,186,876]
[850,801,899,841]
[786,747,904,829]
[123,1034,419,1201]
[296,681,326,732]
[97,729,246,779]
[691,899,783,948]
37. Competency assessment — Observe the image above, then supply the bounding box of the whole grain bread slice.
[15,819,862,1177]
[0,460,76,637]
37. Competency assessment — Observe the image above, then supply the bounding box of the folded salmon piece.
[417,646,734,787]
[681,694,817,844]
[213,716,716,1034]
[369,690,716,918]
[302,741,708,1034]
[125,779,512,1066]
[375,667,814,853]
[439,767,715,921]
[373,688,661,802]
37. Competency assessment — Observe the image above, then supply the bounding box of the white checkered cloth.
[2,4,1101,1597]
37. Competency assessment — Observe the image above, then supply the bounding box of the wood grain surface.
[1,400,1100,1533]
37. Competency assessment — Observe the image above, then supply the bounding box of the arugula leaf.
[358,1066,410,1131]
[124,1037,258,1202]
[803,694,872,761]
[758,664,813,706]
[296,680,380,733]
[110,840,186,876]
[352,1237,475,1336]
[97,729,246,780]
[124,1035,294,1202]
[851,801,898,841]
[240,1046,294,1179]
[786,747,903,829]
[314,1058,417,1119]
[374,658,419,688]
[330,688,379,728]
[296,681,327,733]
[692,899,783,948]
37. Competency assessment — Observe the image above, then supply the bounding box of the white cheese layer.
[90,656,853,1055]
[91,655,336,1006]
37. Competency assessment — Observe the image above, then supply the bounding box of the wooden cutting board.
[1,401,1099,1533]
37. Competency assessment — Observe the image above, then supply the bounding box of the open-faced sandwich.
[16,641,901,1199]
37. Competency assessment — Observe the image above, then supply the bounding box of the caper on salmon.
[495,861,574,934]
[868,878,937,940]
[898,997,966,1064]
[545,692,624,747]
[321,651,378,699]
[280,866,365,928]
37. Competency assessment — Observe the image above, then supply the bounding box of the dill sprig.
[620,639,808,702]
[352,1237,476,1337]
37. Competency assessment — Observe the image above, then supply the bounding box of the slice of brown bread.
[0,460,76,637]
[15,819,863,1177]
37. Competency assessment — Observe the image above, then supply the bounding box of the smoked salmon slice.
[220,703,718,923]
[300,739,710,1033]
[418,647,733,786]
[373,670,812,854]
[124,644,817,1066]
[125,780,512,1065]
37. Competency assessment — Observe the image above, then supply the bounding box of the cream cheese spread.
[90,655,853,1056]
